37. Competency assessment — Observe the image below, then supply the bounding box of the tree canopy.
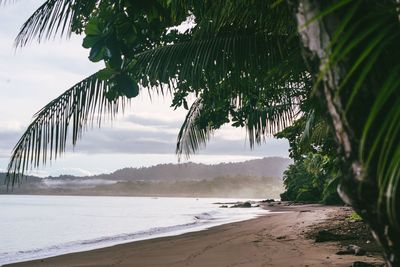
[6,0,312,182]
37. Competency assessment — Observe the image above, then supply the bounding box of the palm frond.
[328,1,400,229]
[135,34,306,93]
[300,110,330,146]
[144,30,307,158]
[14,0,97,47]
[6,73,125,186]
[176,84,303,158]
[134,0,305,92]
[244,92,303,148]
[176,98,213,159]
[191,0,295,39]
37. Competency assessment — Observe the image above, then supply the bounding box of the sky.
[0,1,289,177]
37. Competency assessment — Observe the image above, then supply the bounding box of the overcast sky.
[0,1,289,177]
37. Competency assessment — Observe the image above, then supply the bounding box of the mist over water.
[0,195,267,266]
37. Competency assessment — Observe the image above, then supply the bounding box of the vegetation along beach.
[0,0,398,266]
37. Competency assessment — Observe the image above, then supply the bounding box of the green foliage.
[280,152,342,204]
[280,161,311,201]
[7,0,310,180]
[347,212,363,222]
[309,1,400,233]
[277,108,342,204]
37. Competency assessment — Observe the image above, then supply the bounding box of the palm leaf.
[135,0,304,93]
[142,21,308,158]
[302,0,400,232]
[176,85,303,158]
[244,96,303,148]
[176,98,213,159]
[300,110,331,146]
[200,1,295,37]
[135,34,306,93]
[6,73,125,186]
[14,0,97,47]
[329,1,400,229]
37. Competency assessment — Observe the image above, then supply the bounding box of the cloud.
[69,124,289,157]
[0,118,289,160]
[124,113,183,128]
[72,127,177,154]
[0,124,23,158]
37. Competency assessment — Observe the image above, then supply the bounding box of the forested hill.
[94,157,291,181]
[0,157,291,198]
[0,157,291,183]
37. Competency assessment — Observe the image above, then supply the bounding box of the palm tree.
[3,0,399,265]
[290,1,400,265]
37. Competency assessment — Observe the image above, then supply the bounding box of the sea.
[0,195,268,266]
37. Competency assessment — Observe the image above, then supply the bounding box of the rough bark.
[289,1,400,266]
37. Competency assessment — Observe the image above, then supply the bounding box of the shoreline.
[5,204,384,267]
[0,197,266,266]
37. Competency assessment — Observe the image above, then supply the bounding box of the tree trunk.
[288,1,400,266]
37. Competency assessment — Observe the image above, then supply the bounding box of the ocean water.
[0,195,267,266]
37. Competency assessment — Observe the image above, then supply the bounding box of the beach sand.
[6,204,383,267]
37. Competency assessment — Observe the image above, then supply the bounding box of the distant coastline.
[1,157,290,199]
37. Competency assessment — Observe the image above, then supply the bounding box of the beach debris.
[276,235,286,240]
[230,201,252,208]
[351,245,366,256]
[336,245,366,256]
[261,199,275,203]
[315,230,341,242]
[314,229,357,242]
[219,205,228,208]
[352,261,385,267]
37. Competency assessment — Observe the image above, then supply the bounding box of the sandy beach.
[6,204,383,267]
